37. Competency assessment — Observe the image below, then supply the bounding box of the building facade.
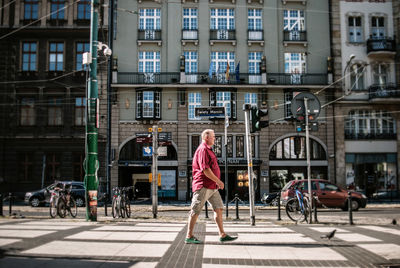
[0,0,109,196]
[331,0,399,198]
[111,0,333,201]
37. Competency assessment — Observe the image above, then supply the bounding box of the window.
[348,16,363,43]
[24,0,38,20]
[319,182,339,191]
[48,98,62,126]
[284,92,293,119]
[136,90,161,119]
[18,153,33,182]
[75,97,85,126]
[345,110,396,139]
[210,8,235,30]
[283,10,305,33]
[77,0,90,20]
[76,42,90,71]
[184,51,198,73]
[236,136,244,158]
[183,8,197,30]
[139,9,161,30]
[49,42,64,71]
[227,136,233,157]
[248,52,262,74]
[350,64,365,90]
[373,64,388,85]
[191,135,200,157]
[248,9,262,30]
[188,92,201,120]
[213,136,222,157]
[210,90,237,119]
[50,0,64,20]
[46,153,61,181]
[217,92,231,117]
[20,98,35,126]
[210,52,235,74]
[269,136,325,160]
[22,42,37,71]
[73,153,85,181]
[285,53,306,84]
[138,51,160,73]
[245,93,257,105]
[371,16,385,39]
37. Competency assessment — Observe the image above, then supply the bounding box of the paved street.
[0,206,400,268]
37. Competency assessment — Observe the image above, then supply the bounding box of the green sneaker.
[219,234,238,242]
[185,236,202,244]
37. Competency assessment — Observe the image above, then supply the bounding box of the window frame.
[139,8,161,30]
[48,42,64,71]
[22,41,37,71]
[136,89,161,120]
[138,51,161,73]
[77,0,90,20]
[371,16,385,39]
[184,51,198,74]
[183,8,198,30]
[74,97,86,126]
[248,9,262,30]
[283,9,305,31]
[20,97,36,126]
[47,97,63,126]
[188,92,201,120]
[248,52,262,74]
[24,0,39,20]
[50,0,65,20]
[76,42,90,71]
[210,8,235,30]
[348,16,363,43]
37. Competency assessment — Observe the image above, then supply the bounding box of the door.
[318,181,346,207]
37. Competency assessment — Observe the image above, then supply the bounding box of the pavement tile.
[205,233,316,243]
[0,229,56,238]
[93,226,183,232]
[206,227,294,233]
[357,243,400,260]
[65,231,178,241]
[308,227,349,233]
[358,226,400,236]
[334,233,382,242]
[0,224,79,230]
[0,238,21,246]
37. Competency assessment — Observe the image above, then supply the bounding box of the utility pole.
[243,104,255,226]
[84,0,100,221]
[152,126,159,218]
[304,98,312,224]
[224,104,229,219]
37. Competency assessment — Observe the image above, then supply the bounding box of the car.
[24,181,86,207]
[261,192,279,206]
[280,179,367,211]
[372,190,400,200]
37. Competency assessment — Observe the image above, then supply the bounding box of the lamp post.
[343,54,356,95]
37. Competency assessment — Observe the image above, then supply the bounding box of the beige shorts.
[189,188,224,216]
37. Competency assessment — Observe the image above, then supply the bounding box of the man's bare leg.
[214,208,226,238]
[187,213,199,238]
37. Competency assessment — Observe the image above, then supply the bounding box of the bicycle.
[112,187,132,218]
[49,189,60,218]
[285,189,311,223]
[112,187,121,218]
[57,186,77,218]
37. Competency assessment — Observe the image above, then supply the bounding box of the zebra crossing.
[0,219,399,267]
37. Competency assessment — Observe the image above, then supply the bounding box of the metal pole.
[304,97,312,224]
[8,193,12,216]
[41,155,46,189]
[205,201,209,218]
[235,194,239,220]
[348,191,353,225]
[224,104,229,219]
[152,126,158,218]
[277,191,281,221]
[0,193,3,216]
[244,107,255,226]
[85,0,100,221]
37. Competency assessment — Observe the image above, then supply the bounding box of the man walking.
[185,129,238,244]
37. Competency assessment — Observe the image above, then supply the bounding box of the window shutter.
[136,91,143,119]
[231,91,237,119]
[154,90,161,119]
[210,90,216,106]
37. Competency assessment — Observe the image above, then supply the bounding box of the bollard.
[8,193,12,216]
[277,191,281,221]
[235,194,239,220]
[205,201,209,218]
[348,191,353,225]
[104,193,108,216]
[313,192,318,223]
[0,193,3,216]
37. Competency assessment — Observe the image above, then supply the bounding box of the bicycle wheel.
[119,197,126,218]
[49,197,58,218]
[69,197,78,218]
[125,197,131,218]
[285,198,306,222]
[112,197,119,218]
[57,198,67,218]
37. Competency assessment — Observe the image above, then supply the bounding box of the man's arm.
[203,168,224,190]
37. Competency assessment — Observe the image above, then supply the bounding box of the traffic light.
[250,106,269,133]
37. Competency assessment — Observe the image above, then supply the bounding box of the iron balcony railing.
[182,29,198,40]
[248,30,264,41]
[345,131,396,140]
[209,29,236,40]
[366,37,396,54]
[283,30,307,42]
[368,83,400,99]
[183,73,263,85]
[117,72,180,84]
[137,29,162,41]
[267,73,328,85]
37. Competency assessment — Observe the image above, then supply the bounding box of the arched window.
[345,110,396,139]
[269,136,326,160]
[119,138,177,161]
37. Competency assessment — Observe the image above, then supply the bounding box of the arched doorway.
[268,134,328,192]
[118,136,178,200]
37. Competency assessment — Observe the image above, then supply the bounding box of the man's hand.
[217,180,224,190]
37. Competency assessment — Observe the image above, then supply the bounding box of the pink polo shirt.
[192,141,221,192]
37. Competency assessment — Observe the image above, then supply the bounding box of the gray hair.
[201,129,214,140]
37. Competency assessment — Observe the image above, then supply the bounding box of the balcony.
[248,30,264,46]
[283,30,307,46]
[345,131,396,140]
[182,73,264,85]
[267,73,327,85]
[282,0,306,4]
[117,73,180,84]
[137,30,162,46]
[209,29,236,46]
[368,84,400,102]
[181,29,198,46]
[366,37,396,58]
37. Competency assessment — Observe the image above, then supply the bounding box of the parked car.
[261,192,279,206]
[24,181,86,207]
[280,179,367,211]
[372,190,400,200]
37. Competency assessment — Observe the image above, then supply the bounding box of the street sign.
[158,132,172,142]
[137,133,152,143]
[291,92,321,122]
[158,146,167,157]
[143,146,152,157]
[195,106,225,117]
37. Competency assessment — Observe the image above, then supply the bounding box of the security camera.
[103,47,112,56]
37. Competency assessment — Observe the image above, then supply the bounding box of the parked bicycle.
[285,188,311,223]
[112,187,131,219]
[57,184,77,218]
[49,189,60,218]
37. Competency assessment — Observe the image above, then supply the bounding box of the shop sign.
[158,146,167,157]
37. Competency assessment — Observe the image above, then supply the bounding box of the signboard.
[290,92,321,122]
[195,106,225,117]
[137,133,152,143]
[158,132,172,141]
[143,146,152,157]
[158,146,167,157]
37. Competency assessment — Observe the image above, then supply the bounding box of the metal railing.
[344,131,396,140]
[183,73,263,85]
[209,29,236,40]
[267,73,328,85]
[248,30,264,41]
[368,84,400,99]
[117,72,180,84]
[137,29,162,41]
[283,30,307,42]
[182,29,198,40]
[366,37,396,54]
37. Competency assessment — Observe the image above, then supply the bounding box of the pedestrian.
[185,129,238,244]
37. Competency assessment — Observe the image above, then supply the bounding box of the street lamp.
[343,54,355,95]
